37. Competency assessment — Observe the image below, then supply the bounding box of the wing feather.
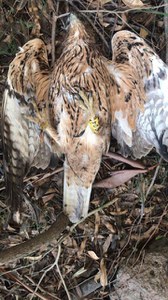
[108,30,168,159]
[2,39,56,224]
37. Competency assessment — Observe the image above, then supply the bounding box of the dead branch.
[0,212,69,266]
[0,267,50,300]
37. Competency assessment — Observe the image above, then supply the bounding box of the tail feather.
[63,161,92,223]
[157,130,168,161]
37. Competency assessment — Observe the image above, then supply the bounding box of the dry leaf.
[88,251,99,260]
[25,255,42,261]
[103,234,113,254]
[94,270,101,282]
[101,0,111,4]
[94,212,101,236]
[98,12,109,27]
[114,13,127,31]
[105,152,145,169]
[100,258,108,287]
[140,28,148,38]
[104,221,116,233]
[122,0,144,8]
[78,237,87,257]
[42,193,54,204]
[3,35,12,43]
[88,0,111,8]
[72,267,87,278]
[16,0,28,11]
[94,169,148,189]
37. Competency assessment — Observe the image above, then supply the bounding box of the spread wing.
[2,39,58,225]
[107,30,168,160]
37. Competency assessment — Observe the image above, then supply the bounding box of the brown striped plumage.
[107,31,168,161]
[48,15,113,222]
[4,15,166,225]
[2,15,113,224]
[2,39,58,225]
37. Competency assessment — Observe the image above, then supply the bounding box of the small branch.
[146,158,162,198]
[69,197,119,232]
[0,212,69,266]
[56,245,72,300]
[51,1,60,66]
[0,198,118,266]
[69,1,109,50]
[0,267,49,300]
[130,224,158,241]
[51,13,57,66]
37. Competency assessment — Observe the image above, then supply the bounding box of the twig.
[78,4,168,14]
[24,167,63,183]
[69,1,109,50]
[0,267,50,300]
[164,0,168,64]
[0,212,69,266]
[146,158,162,197]
[51,1,59,66]
[130,224,157,241]
[51,13,58,66]
[132,204,168,266]
[30,245,71,300]
[38,197,119,249]
[29,252,57,300]
[0,198,118,266]
[55,245,72,300]
[25,274,59,299]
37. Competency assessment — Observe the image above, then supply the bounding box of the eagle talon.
[76,90,100,134]
[89,117,100,133]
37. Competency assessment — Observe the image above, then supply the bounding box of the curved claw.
[75,90,100,134]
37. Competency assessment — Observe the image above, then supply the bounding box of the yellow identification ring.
[89,117,100,133]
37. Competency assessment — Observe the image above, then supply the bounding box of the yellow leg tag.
[89,117,100,134]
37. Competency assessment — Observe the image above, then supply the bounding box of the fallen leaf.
[78,237,87,257]
[103,234,113,254]
[88,0,111,8]
[72,267,87,278]
[16,0,28,11]
[114,13,128,31]
[94,270,101,282]
[88,251,99,260]
[122,0,144,8]
[104,221,116,233]
[98,12,109,27]
[100,258,108,287]
[42,193,55,204]
[101,0,111,4]
[25,255,42,261]
[105,152,145,169]
[140,27,148,38]
[94,212,101,236]
[94,169,148,189]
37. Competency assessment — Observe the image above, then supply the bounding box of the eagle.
[2,14,113,224]
[3,14,167,225]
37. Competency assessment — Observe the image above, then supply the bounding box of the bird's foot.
[76,90,100,134]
